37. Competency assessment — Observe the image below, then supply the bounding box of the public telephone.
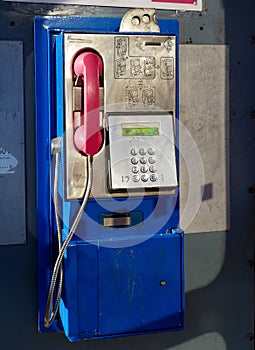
[35,9,184,342]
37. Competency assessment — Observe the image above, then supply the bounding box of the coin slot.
[99,212,144,228]
[144,42,162,46]
[103,214,131,227]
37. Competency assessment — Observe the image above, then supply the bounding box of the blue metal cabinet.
[34,14,184,342]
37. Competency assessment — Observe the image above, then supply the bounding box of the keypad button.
[132,166,139,173]
[150,174,158,182]
[148,147,155,155]
[139,148,147,155]
[132,174,140,182]
[131,157,138,165]
[149,165,156,173]
[148,156,156,164]
[141,174,149,182]
[140,157,147,164]
[140,166,148,173]
[130,148,138,156]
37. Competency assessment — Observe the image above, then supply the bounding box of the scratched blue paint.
[60,232,184,341]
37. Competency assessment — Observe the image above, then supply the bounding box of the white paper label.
[0,147,18,175]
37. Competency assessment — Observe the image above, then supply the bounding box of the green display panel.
[122,127,159,136]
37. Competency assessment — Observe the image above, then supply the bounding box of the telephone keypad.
[130,147,158,184]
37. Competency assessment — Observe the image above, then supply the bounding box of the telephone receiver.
[73,51,103,156]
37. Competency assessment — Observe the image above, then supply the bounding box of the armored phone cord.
[44,150,63,327]
[44,154,93,327]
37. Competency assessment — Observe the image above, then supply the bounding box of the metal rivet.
[132,16,140,26]
[142,14,150,24]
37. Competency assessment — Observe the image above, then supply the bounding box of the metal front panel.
[63,33,176,199]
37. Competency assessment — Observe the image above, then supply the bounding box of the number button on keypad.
[132,175,140,182]
[150,174,158,182]
[139,148,147,155]
[140,166,148,173]
[149,165,156,173]
[140,157,147,164]
[141,174,149,182]
[130,148,138,156]
[148,156,156,164]
[132,166,139,174]
[131,157,138,165]
[148,147,155,155]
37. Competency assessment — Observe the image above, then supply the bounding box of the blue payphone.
[35,8,184,342]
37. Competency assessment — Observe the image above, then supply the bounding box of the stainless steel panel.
[179,45,230,234]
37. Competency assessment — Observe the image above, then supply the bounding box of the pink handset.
[73,52,103,156]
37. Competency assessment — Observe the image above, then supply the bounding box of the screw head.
[51,137,61,154]
[160,280,167,287]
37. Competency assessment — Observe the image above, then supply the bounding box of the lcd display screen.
[122,127,159,136]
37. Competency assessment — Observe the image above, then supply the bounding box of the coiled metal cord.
[44,154,93,327]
